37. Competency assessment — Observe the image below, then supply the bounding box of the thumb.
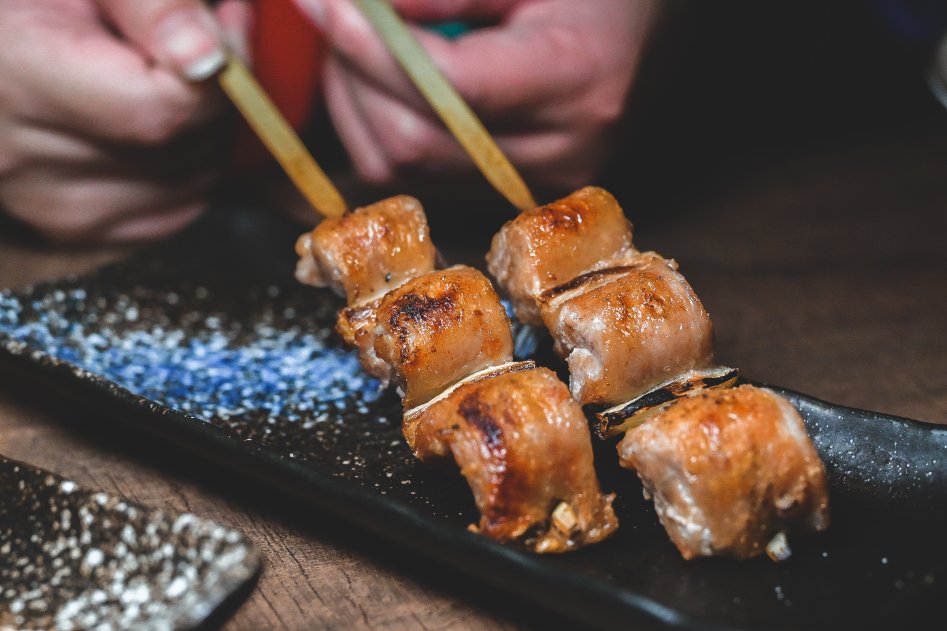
[94,0,227,81]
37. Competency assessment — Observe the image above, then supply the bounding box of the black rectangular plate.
[2,210,945,631]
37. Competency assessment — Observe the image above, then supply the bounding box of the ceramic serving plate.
[1,210,945,631]
[0,454,260,630]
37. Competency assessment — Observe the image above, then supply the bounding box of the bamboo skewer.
[354,0,538,213]
[218,56,348,218]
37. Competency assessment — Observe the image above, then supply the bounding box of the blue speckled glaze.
[0,286,384,426]
[0,222,541,488]
[0,260,540,429]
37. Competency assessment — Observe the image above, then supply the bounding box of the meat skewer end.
[293,195,437,304]
[486,186,639,325]
[617,385,830,560]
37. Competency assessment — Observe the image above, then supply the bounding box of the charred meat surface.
[617,385,830,560]
[539,254,713,406]
[294,197,621,554]
[406,367,618,553]
[371,266,514,408]
[294,195,436,304]
[595,366,741,439]
[486,186,637,325]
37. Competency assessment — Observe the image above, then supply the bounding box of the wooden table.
[2,113,946,629]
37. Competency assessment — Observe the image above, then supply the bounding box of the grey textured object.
[0,456,260,631]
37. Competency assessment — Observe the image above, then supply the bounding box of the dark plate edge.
[0,339,738,631]
[5,340,946,630]
[752,380,945,433]
[752,379,947,503]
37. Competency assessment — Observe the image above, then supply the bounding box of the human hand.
[294,0,658,198]
[0,0,251,243]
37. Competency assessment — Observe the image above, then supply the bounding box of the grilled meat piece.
[486,186,637,325]
[336,300,389,384]
[406,366,619,552]
[294,195,436,304]
[617,385,830,560]
[365,266,514,407]
[538,253,713,405]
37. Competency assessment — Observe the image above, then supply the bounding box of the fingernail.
[222,25,251,66]
[298,0,328,29]
[153,7,226,81]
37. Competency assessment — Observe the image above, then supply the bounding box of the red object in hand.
[233,0,326,170]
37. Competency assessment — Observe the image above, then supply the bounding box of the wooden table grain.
[1,116,946,630]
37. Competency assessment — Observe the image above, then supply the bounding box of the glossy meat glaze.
[538,253,713,405]
[617,385,830,560]
[346,266,514,408]
[488,187,830,560]
[295,195,436,305]
[488,189,712,406]
[405,366,618,553]
[487,186,637,326]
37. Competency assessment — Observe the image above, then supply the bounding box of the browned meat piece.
[294,195,436,304]
[538,253,713,405]
[294,231,321,287]
[405,365,618,552]
[617,385,830,560]
[367,266,514,408]
[486,186,637,325]
[336,300,390,385]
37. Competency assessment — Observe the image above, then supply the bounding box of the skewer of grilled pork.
[486,187,830,560]
[295,196,617,552]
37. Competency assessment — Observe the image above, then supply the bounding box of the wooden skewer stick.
[354,0,538,213]
[218,56,348,218]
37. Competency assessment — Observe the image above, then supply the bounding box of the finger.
[433,16,602,121]
[2,124,117,172]
[496,129,607,190]
[324,56,393,184]
[294,0,579,126]
[327,51,597,193]
[337,73,605,188]
[295,0,434,113]
[6,114,231,177]
[403,0,650,126]
[3,6,223,145]
[341,62,473,174]
[328,52,584,183]
[92,0,227,81]
[99,200,205,242]
[1,165,218,243]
